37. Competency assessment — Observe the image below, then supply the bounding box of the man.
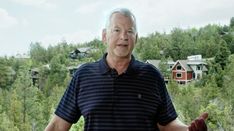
[45,8,208,131]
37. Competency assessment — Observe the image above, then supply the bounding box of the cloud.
[21,18,30,27]
[104,0,234,35]
[0,8,18,29]
[39,30,101,47]
[11,0,57,9]
[75,2,102,14]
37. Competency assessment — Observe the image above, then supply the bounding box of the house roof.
[145,60,175,69]
[145,60,161,68]
[187,59,207,65]
[78,47,91,53]
[175,60,193,71]
[172,59,208,72]
[202,66,208,71]
[146,56,208,72]
[187,59,208,71]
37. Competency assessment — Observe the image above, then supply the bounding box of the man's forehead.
[112,25,134,30]
[110,14,134,25]
[111,13,132,20]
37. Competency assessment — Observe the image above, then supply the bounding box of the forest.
[0,17,234,131]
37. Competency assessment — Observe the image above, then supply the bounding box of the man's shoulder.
[134,60,163,77]
[71,61,100,78]
[81,61,99,68]
[78,60,100,71]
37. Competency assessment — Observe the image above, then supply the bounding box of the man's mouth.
[117,44,128,47]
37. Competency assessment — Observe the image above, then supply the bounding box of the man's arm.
[158,112,208,131]
[44,114,72,131]
[158,119,188,131]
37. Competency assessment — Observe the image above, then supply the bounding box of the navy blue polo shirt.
[55,53,177,131]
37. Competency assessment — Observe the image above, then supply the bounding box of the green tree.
[135,32,169,60]
[30,42,48,65]
[70,117,84,131]
[11,66,40,131]
[214,39,231,70]
[168,28,195,60]
[230,17,234,28]
[9,90,23,130]
[196,24,221,58]
[0,58,12,89]
[88,39,106,60]
[158,56,171,80]
[222,55,234,107]
[0,112,19,131]
[200,102,233,130]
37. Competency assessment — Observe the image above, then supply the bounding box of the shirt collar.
[99,53,138,75]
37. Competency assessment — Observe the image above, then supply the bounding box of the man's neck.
[106,54,131,75]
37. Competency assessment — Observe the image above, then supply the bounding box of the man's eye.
[113,29,120,32]
[128,30,134,34]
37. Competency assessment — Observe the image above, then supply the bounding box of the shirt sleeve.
[157,76,178,126]
[54,73,81,123]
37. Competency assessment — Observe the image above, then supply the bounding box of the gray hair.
[105,8,137,33]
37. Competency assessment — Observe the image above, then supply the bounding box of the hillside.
[1,22,234,130]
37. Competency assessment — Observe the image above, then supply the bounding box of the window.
[169,65,173,69]
[176,65,182,70]
[196,65,201,70]
[176,73,182,78]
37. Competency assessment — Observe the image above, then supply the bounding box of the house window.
[169,65,173,69]
[176,73,182,78]
[196,65,201,70]
[176,65,182,70]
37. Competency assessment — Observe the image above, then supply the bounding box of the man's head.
[102,8,138,59]
[105,8,137,34]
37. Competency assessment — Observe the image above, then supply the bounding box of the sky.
[0,0,234,56]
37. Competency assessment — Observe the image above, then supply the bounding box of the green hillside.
[1,19,234,130]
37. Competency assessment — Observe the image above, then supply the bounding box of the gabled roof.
[172,60,193,71]
[146,55,208,72]
[202,66,208,71]
[146,60,175,69]
[187,59,208,71]
[145,60,161,68]
[78,47,92,53]
[172,59,208,72]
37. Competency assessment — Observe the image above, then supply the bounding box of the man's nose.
[120,31,128,41]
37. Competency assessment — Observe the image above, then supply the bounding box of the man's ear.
[102,29,107,44]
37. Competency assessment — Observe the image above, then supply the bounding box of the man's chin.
[115,53,130,59]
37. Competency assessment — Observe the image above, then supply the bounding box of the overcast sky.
[0,0,234,56]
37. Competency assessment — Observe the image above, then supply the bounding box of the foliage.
[214,39,231,70]
[135,32,170,60]
[230,17,234,28]
[70,117,84,131]
[29,42,48,65]
[1,17,234,130]
[0,58,15,89]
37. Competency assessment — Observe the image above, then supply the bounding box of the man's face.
[102,13,137,59]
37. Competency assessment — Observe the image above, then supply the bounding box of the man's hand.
[188,112,208,131]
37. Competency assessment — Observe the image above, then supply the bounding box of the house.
[146,55,208,84]
[69,47,92,59]
[29,64,50,86]
[145,60,175,71]
[146,60,175,83]
[172,55,208,84]
[29,68,39,86]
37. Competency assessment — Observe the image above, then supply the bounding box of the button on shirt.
[55,53,177,131]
